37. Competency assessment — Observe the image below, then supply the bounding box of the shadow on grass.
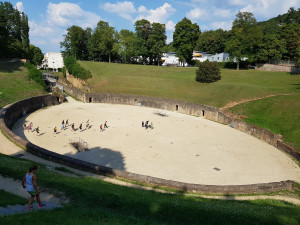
[0,61,23,73]
[291,84,300,89]
[0,154,299,225]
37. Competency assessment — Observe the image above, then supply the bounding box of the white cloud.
[102,1,175,25]
[138,5,147,13]
[102,1,136,20]
[227,0,300,18]
[134,3,176,24]
[210,21,232,30]
[28,2,101,53]
[239,0,300,18]
[15,2,24,12]
[47,2,100,28]
[29,21,54,37]
[103,1,136,13]
[166,20,176,31]
[228,0,247,5]
[186,8,209,21]
[213,8,232,18]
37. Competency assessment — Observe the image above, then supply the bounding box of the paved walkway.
[0,176,65,216]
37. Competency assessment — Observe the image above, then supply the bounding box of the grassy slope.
[0,190,27,207]
[230,95,300,150]
[79,61,299,107]
[0,61,46,108]
[1,154,299,225]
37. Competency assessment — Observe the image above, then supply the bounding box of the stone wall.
[256,64,300,73]
[0,92,299,194]
[0,97,295,194]
[3,95,59,129]
[58,82,300,160]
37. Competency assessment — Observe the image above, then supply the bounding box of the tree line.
[61,8,300,68]
[0,1,43,65]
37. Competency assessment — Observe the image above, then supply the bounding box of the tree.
[173,17,200,66]
[118,29,136,63]
[254,34,286,62]
[88,21,117,63]
[134,19,151,65]
[60,25,90,60]
[196,61,221,83]
[0,1,30,58]
[147,23,166,65]
[225,12,259,69]
[28,44,44,65]
[196,29,229,54]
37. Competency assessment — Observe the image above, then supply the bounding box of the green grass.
[1,154,300,225]
[0,61,46,108]
[0,190,27,207]
[230,95,300,150]
[79,61,300,107]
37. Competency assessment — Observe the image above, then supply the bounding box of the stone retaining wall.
[256,64,300,73]
[0,92,298,194]
[60,82,300,160]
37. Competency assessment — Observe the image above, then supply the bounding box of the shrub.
[63,57,92,80]
[24,62,47,90]
[63,57,76,74]
[196,61,221,83]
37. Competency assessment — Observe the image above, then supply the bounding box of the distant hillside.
[258,7,300,34]
[0,61,46,108]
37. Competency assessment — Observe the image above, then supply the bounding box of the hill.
[0,61,46,108]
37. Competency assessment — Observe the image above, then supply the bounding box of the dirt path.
[221,94,291,110]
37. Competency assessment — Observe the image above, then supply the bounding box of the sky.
[9,0,300,53]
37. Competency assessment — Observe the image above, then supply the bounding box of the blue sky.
[10,0,300,53]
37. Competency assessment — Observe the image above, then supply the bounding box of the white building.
[162,51,230,66]
[207,52,230,62]
[42,52,64,71]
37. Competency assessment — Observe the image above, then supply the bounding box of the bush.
[24,62,47,90]
[196,61,221,83]
[63,57,92,80]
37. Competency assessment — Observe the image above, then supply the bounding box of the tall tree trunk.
[157,55,160,66]
[109,53,111,63]
[237,61,240,70]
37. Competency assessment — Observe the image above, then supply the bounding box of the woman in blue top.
[22,165,45,209]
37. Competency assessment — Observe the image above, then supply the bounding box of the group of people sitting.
[142,121,154,129]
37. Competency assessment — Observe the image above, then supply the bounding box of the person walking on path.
[54,126,57,134]
[22,165,46,210]
[71,123,75,131]
[104,121,108,129]
[66,119,69,127]
[100,124,103,132]
[79,123,82,132]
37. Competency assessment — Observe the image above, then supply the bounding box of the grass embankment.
[230,95,300,150]
[0,190,27,207]
[79,61,300,151]
[79,61,299,107]
[0,61,46,108]
[1,153,300,225]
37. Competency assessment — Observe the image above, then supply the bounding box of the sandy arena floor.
[12,98,300,185]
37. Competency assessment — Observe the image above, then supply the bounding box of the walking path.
[0,176,66,216]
